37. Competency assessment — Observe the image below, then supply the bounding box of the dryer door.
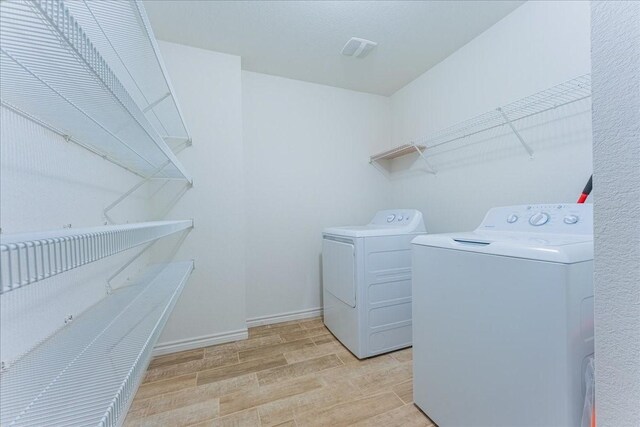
[322,237,356,307]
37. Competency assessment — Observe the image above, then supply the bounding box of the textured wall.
[591,2,640,426]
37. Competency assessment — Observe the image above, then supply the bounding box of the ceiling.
[143,1,524,96]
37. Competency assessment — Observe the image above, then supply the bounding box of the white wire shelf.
[413,74,592,157]
[0,0,191,180]
[64,0,191,142]
[0,261,193,427]
[0,220,193,295]
[370,144,427,162]
[370,143,436,174]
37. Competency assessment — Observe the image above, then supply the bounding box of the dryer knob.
[529,212,550,226]
[386,214,396,223]
[507,214,519,224]
[564,215,579,224]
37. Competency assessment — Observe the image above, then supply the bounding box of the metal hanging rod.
[0,261,193,427]
[0,0,192,181]
[0,220,193,295]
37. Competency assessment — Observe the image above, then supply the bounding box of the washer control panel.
[478,204,593,235]
[528,212,550,226]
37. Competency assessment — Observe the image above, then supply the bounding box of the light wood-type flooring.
[124,317,435,426]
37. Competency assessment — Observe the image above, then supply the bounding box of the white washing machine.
[412,204,593,427]
[322,209,426,359]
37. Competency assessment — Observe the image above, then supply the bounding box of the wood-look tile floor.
[125,318,435,427]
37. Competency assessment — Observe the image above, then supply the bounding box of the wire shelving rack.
[371,74,592,176]
[0,1,196,425]
[415,74,592,158]
[0,0,191,181]
[0,261,194,427]
[63,0,191,143]
[369,143,436,174]
[0,220,193,295]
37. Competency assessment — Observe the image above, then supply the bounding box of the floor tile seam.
[137,376,199,400]
[238,338,316,361]
[356,371,414,396]
[291,389,401,424]
[392,390,411,405]
[152,349,205,362]
[142,394,222,418]
[197,352,290,383]
[145,353,242,383]
[257,404,298,427]
[256,353,346,387]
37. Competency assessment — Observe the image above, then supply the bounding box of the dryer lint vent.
[341,37,377,58]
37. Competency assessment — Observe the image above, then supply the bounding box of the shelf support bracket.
[497,108,534,158]
[413,144,437,174]
[106,240,157,294]
[369,159,391,179]
[103,159,172,224]
[103,141,192,224]
[143,92,171,113]
[106,224,193,293]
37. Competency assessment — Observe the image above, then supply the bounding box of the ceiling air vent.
[341,37,377,58]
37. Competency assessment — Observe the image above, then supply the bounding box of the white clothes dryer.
[322,209,426,359]
[412,203,593,427]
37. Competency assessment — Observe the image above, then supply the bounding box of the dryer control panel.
[478,204,593,235]
[370,209,426,232]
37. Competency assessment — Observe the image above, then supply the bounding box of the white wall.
[242,71,392,322]
[3,1,598,360]
[591,2,640,425]
[389,1,593,233]
[150,42,247,352]
[0,107,150,363]
[155,1,595,340]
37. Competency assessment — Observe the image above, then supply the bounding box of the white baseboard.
[246,307,323,328]
[152,308,324,356]
[153,328,248,357]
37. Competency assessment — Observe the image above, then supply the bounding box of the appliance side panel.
[412,245,582,427]
[566,260,595,423]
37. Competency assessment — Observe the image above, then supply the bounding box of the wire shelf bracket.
[102,139,193,224]
[497,107,534,158]
[369,143,437,175]
[0,261,194,427]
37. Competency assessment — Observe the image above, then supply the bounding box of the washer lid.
[324,209,426,238]
[412,231,593,263]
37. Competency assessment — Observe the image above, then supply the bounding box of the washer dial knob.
[564,215,579,224]
[507,214,519,224]
[386,214,396,223]
[529,212,550,226]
